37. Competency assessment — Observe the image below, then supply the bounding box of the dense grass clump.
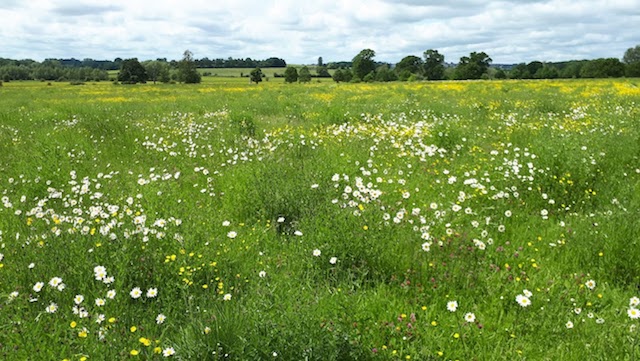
[0,79,639,360]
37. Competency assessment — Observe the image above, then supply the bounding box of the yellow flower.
[130,349,139,356]
[70,321,77,328]
[108,317,116,323]
[154,347,162,354]
[453,333,460,339]
[431,321,437,326]
[130,326,137,332]
[139,337,151,346]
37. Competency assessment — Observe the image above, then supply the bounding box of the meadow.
[0,78,639,360]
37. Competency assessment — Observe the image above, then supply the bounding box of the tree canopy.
[178,50,201,84]
[284,66,298,83]
[117,58,148,84]
[352,49,376,81]
[250,68,263,84]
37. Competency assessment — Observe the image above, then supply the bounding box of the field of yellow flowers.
[0,78,639,360]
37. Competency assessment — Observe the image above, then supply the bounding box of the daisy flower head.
[630,297,640,307]
[33,282,44,293]
[565,320,574,329]
[49,277,63,288]
[329,257,338,265]
[163,347,176,357]
[46,302,58,313]
[156,313,166,324]
[95,298,106,307]
[223,293,232,301]
[523,289,533,298]
[258,270,267,278]
[312,249,321,257]
[628,308,640,320]
[107,289,116,299]
[585,280,596,290]
[130,287,142,299]
[516,294,531,307]
[227,231,237,239]
[74,295,84,305]
[464,312,476,323]
[421,242,431,252]
[447,300,458,312]
[146,288,158,298]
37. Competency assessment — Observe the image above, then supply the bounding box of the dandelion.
[464,312,476,323]
[146,288,158,298]
[585,280,596,290]
[33,282,44,292]
[163,347,176,357]
[130,349,139,356]
[566,320,574,329]
[516,294,531,307]
[46,303,58,313]
[313,249,321,257]
[130,287,142,299]
[628,308,640,319]
[139,337,152,346]
[447,300,458,312]
[156,314,166,324]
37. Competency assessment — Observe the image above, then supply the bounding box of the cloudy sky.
[1,0,638,64]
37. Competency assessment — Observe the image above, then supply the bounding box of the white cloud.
[1,0,638,64]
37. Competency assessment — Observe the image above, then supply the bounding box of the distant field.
[0,79,639,360]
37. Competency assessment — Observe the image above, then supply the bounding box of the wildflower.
[204,326,211,334]
[227,231,237,238]
[130,326,137,332]
[523,289,533,298]
[630,297,640,307]
[95,298,106,307]
[146,288,158,298]
[130,349,139,356]
[107,289,116,299]
[222,220,231,226]
[130,287,142,299]
[566,321,574,329]
[313,249,321,257]
[596,318,605,324]
[464,312,476,323]
[139,337,152,346]
[96,314,105,324]
[329,257,338,265]
[49,277,63,288]
[33,282,44,292]
[46,303,58,313]
[294,230,303,236]
[421,242,431,252]
[628,308,640,319]
[259,270,267,278]
[156,314,166,324]
[223,293,232,301]
[516,294,531,307]
[585,280,596,290]
[163,347,176,357]
[70,321,77,328]
[74,295,84,305]
[447,300,458,312]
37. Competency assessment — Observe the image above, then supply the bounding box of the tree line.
[1,45,638,84]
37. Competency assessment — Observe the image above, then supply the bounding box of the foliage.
[284,66,298,83]
[580,58,625,78]
[316,66,331,78]
[454,51,492,79]
[352,49,376,81]
[395,55,423,76]
[178,50,202,84]
[250,67,263,84]
[142,60,170,84]
[623,45,640,64]
[298,66,312,83]
[423,49,445,80]
[117,58,148,84]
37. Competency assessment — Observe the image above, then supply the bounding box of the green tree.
[395,55,423,76]
[178,50,201,84]
[423,49,445,80]
[623,45,640,64]
[332,69,344,83]
[284,66,298,83]
[316,66,331,78]
[527,61,544,77]
[375,64,398,82]
[352,49,376,80]
[298,66,312,83]
[143,60,170,84]
[250,67,263,84]
[580,58,625,78]
[454,51,492,80]
[494,69,506,79]
[317,56,323,67]
[117,58,148,84]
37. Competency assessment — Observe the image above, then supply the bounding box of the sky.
[1,0,639,65]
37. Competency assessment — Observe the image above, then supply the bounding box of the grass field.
[0,79,639,360]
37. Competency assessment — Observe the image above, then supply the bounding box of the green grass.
[0,79,639,360]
